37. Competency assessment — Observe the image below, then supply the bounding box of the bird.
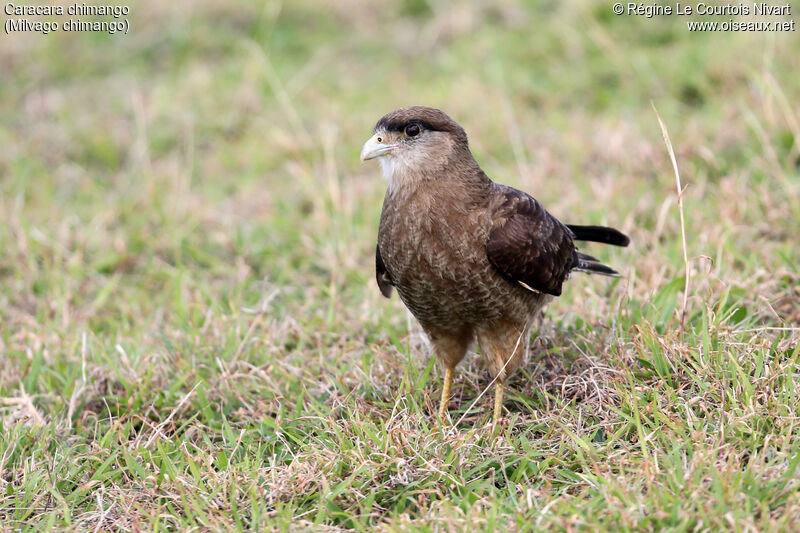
[360,106,629,425]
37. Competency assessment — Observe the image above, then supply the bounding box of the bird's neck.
[378,156,412,194]
[380,151,489,200]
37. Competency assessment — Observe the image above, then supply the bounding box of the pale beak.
[360,133,395,162]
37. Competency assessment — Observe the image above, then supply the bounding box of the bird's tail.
[567,225,630,247]
[573,252,621,277]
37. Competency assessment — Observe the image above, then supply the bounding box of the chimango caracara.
[361,106,629,424]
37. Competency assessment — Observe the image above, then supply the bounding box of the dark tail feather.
[573,252,621,277]
[567,225,630,247]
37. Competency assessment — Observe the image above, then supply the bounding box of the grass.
[1,0,799,530]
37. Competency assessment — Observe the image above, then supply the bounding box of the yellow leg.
[439,367,454,420]
[493,382,505,425]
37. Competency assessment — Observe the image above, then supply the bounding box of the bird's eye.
[377,136,383,143]
[405,124,420,137]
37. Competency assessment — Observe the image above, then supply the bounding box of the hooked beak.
[360,133,396,162]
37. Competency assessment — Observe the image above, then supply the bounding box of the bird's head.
[360,106,472,190]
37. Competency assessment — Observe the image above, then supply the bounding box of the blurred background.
[1,0,799,529]
[2,1,797,337]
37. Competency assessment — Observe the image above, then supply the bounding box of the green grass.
[1,0,799,530]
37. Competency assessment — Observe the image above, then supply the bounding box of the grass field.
[1,1,799,530]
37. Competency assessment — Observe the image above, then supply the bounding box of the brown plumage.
[361,106,630,424]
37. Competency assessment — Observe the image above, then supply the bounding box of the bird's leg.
[428,329,470,422]
[493,381,504,426]
[439,367,454,420]
[478,322,528,426]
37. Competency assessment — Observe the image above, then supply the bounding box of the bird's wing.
[485,185,576,297]
[375,244,393,298]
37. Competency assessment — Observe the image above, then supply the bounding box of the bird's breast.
[379,193,488,280]
[377,191,538,328]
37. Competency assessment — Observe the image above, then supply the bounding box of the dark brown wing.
[376,244,393,298]
[485,185,577,297]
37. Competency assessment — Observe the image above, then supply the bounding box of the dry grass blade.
[0,389,46,428]
[652,102,690,342]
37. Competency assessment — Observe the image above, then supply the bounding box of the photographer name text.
[617,2,790,17]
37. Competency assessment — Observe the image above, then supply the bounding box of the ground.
[1,1,799,530]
